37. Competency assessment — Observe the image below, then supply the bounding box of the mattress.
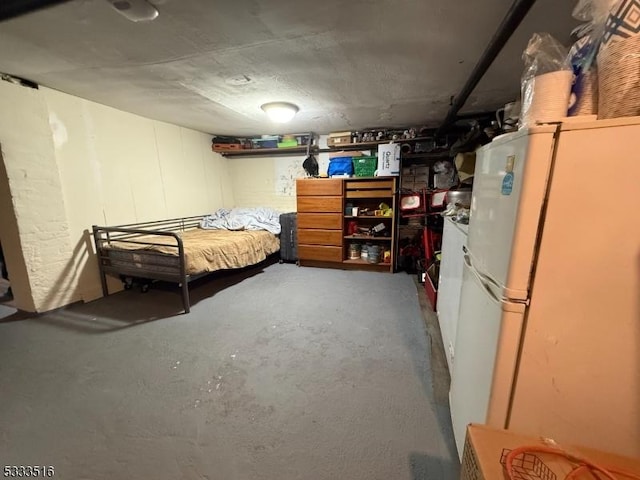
[106,228,280,275]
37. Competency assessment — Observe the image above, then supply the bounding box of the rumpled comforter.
[200,207,281,235]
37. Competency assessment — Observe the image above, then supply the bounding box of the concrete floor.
[0,261,459,479]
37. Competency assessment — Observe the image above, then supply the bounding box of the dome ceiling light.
[261,102,299,123]
[106,0,159,22]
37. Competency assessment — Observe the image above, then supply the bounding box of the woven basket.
[570,68,598,116]
[598,34,640,119]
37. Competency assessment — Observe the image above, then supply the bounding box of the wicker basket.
[598,34,640,119]
[570,68,598,116]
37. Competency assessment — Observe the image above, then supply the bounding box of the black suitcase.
[279,212,298,264]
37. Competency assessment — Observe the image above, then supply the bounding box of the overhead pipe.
[0,0,72,22]
[438,0,538,132]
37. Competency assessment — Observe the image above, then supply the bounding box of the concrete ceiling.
[0,0,577,136]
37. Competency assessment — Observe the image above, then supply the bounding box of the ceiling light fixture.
[261,102,299,123]
[106,0,158,22]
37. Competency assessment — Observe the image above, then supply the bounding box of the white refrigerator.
[449,116,640,460]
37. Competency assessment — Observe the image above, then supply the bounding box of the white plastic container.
[521,70,573,126]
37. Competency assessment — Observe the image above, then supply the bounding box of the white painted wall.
[0,82,75,312]
[228,136,336,212]
[0,81,234,312]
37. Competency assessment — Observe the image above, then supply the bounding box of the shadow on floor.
[405,275,461,471]
[0,305,26,323]
[0,258,277,334]
[409,452,459,480]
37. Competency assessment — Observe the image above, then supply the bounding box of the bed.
[92,214,280,313]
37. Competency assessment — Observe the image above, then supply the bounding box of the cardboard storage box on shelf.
[413,174,429,186]
[377,143,401,176]
[327,131,352,147]
[329,150,362,159]
[212,143,243,152]
[455,152,476,182]
[461,424,640,480]
[401,175,416,189]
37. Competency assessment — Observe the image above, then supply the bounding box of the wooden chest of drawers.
[296,177,396,272]
[296,179,343,264]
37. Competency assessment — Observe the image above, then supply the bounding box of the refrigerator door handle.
[464,254,503,305]
[463,246,504,291]
[479,276,503,304]
[478,270,503,290]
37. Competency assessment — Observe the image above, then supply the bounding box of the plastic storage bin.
[353,156,377,177]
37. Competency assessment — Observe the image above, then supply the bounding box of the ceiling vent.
[106,0,158,22]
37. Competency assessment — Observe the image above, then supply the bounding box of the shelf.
[343,258,392,266]
[215,146,309,157]
[346,191,392,199]
[344,235,392,241]
[344,215,393,219]
[323,136,436,151]
[401,152,450,159]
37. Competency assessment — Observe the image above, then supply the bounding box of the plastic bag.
[519,33,572,128]
[522,33,571,76]
[433,160,458,190]
[572,0,615,22]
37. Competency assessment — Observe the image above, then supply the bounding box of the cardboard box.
[212,143,242,151]
[329,150,362,159]
[401,175,416,189]
[413,165,430,176]
[327,131,352,147]
[413,174,430,185]
[377,143,400,176]
[461,424,640,480]
[455,152,476,181]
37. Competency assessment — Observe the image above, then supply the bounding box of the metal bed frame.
[92,215,210,313]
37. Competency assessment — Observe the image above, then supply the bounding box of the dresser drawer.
[297,179,342,196]
[298,229,342,246]
[297,196,342,213]
[297,213,342,230]
[298,245,343,263]
[345,179,394,190]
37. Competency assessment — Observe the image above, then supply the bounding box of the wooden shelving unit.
[215,146,309,157]
[343,258,392,266]
[321,136,435,152]
[344,235,392,241]
[342,177,396,272]
[296,177,397,272]
[214,132,315,157]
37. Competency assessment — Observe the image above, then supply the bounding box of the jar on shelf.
[349,243,362,260]
[367,245,381,264]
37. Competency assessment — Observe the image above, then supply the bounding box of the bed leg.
[99,266,109,297]
[181,282,190,314]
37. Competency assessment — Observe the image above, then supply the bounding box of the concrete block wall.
[0,81,234,312]
[0,83,76,312]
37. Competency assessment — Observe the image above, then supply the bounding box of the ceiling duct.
[0,0,71,22]
[438,0,538,132]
